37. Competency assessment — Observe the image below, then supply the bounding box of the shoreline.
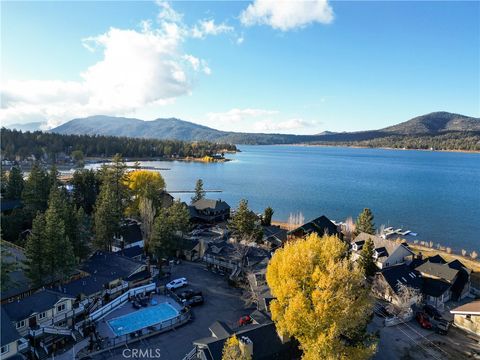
[289,143,480,154]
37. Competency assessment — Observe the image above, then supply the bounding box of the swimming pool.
[108,303,179,337]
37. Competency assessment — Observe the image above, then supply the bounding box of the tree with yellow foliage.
[126,170,166,214]
[221,335,251,360]
[266,234,376,360]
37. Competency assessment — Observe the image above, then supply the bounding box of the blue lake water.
[89,145,480,252]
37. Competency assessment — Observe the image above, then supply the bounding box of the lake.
[88,145,480,252]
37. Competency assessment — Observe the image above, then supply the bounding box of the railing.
[106,281,129,295]
[36,304,85,329]
[88,283,156,322]
[30,325,73,337]
[17,338,29,351]
[183,347,197,360]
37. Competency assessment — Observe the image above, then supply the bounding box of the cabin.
[262,226,287,250]
[450,300,480,336]
[1,308,29,359]
[112,219,143,252]
[372,264,422,306]
[189,199,230,223]
[191,311,296,360]
[288,215,340,239]
[351,233,414,269]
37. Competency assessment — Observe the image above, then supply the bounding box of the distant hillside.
[381,112,480,134]
[50,112,479,146]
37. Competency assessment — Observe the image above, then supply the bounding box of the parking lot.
[371,314,480,360]
[91,261,250,360]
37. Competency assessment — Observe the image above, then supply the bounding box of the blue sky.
[1,1,479,133]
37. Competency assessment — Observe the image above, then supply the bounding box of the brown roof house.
[450,300,480,336]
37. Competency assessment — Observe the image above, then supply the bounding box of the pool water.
[108,303,179,336]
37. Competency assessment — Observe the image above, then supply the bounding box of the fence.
[88,283,156,322]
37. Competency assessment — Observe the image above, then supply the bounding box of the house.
[203,241,270,281]
[112,219,143,252]
[115,245,144,261]
[288,215,340,239]
[176,238,201,261]
[247,259,275,313]
[351,233,414,269]
[415,259,462,309]
[191,311,296,360]
[159,191,174,209]
[262,226,287,250]
[2,290,79,337]
[372,264,423,306]
[79,251,150,297]
[1,308,28,359]
[189,199,230,223]
[450,300,480,336]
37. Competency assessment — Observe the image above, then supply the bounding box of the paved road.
[91,261,249,360]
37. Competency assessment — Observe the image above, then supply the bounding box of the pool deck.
[96,294,182,339]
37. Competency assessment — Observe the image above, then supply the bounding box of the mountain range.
[12,111,480,145]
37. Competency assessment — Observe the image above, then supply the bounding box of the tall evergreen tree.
[355,208,376,235]
[25,213,47,286]
[99,154,129,219]
[191,179,206,203]
[358,237,377,277]
[43,188,75,281]
[5,165,24,200]
[229,199,261,240]
[71,169,99,214]
[262,206,274,226]
[49,163,60,189]
[94,183,120,251]
[75,207,91,261]
[1,239,18,291]
[151,208,176,260]
[22,162,50,215]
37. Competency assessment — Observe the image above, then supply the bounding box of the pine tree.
[43,188,75,281]
[229,199,260,240]
[262,206,274,226]
[191,179,206,203]
[5,165,24,200]
[151,208,176,260]
[358,237,377,277]
[94,183,120,251]
[49,163,60,189]
[355,208,376,235]
[22,162,50,215]
[99,154,129,218]
[25,213,47,286]
[75,207,91,261]
[1,239,18,291]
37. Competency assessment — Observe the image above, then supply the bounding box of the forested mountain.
[0,128,237,161]
[49,112,479,147]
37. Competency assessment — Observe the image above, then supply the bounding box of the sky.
[1,0,479,134]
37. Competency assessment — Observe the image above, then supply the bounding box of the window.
[57,304,66,313]
[466,314,472,321]
[1,345,9,355]
[16,320,26,329]
[38,312,47,320]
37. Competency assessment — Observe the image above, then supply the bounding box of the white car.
[166,277,188,290]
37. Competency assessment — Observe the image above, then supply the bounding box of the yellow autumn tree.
[125,170,166,214]
[266,233,376,360]
[221,335,251,360]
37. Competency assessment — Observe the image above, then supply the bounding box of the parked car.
[178,289,203,300]
[415,312,432,329]
[238,315,252,326]
[433,318,450,335]
[166,277,188,290]
[185,295,204,307]
[423,304,443,320]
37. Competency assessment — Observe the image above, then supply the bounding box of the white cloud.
[205,108,279,124]
[192,19,234,39]
[240,0,334,31]
[253,118,312,132]
[0,3,212,128]
[156,1,183,23]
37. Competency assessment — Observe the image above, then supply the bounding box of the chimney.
[238,336,253,358]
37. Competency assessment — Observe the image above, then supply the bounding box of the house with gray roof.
[351,233,414,269]
[190,310,297,360]
[288,215,340,239]
[189,199,230,223]
[373,264,423,306]
[1,308,28,359]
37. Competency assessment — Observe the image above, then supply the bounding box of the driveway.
[90,261,249,360]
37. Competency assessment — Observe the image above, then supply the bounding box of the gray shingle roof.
[1,307,21,346]
[192,199,230,212]
[80,251,144,282]
[415,262,458,283]
[3,289,74,322]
